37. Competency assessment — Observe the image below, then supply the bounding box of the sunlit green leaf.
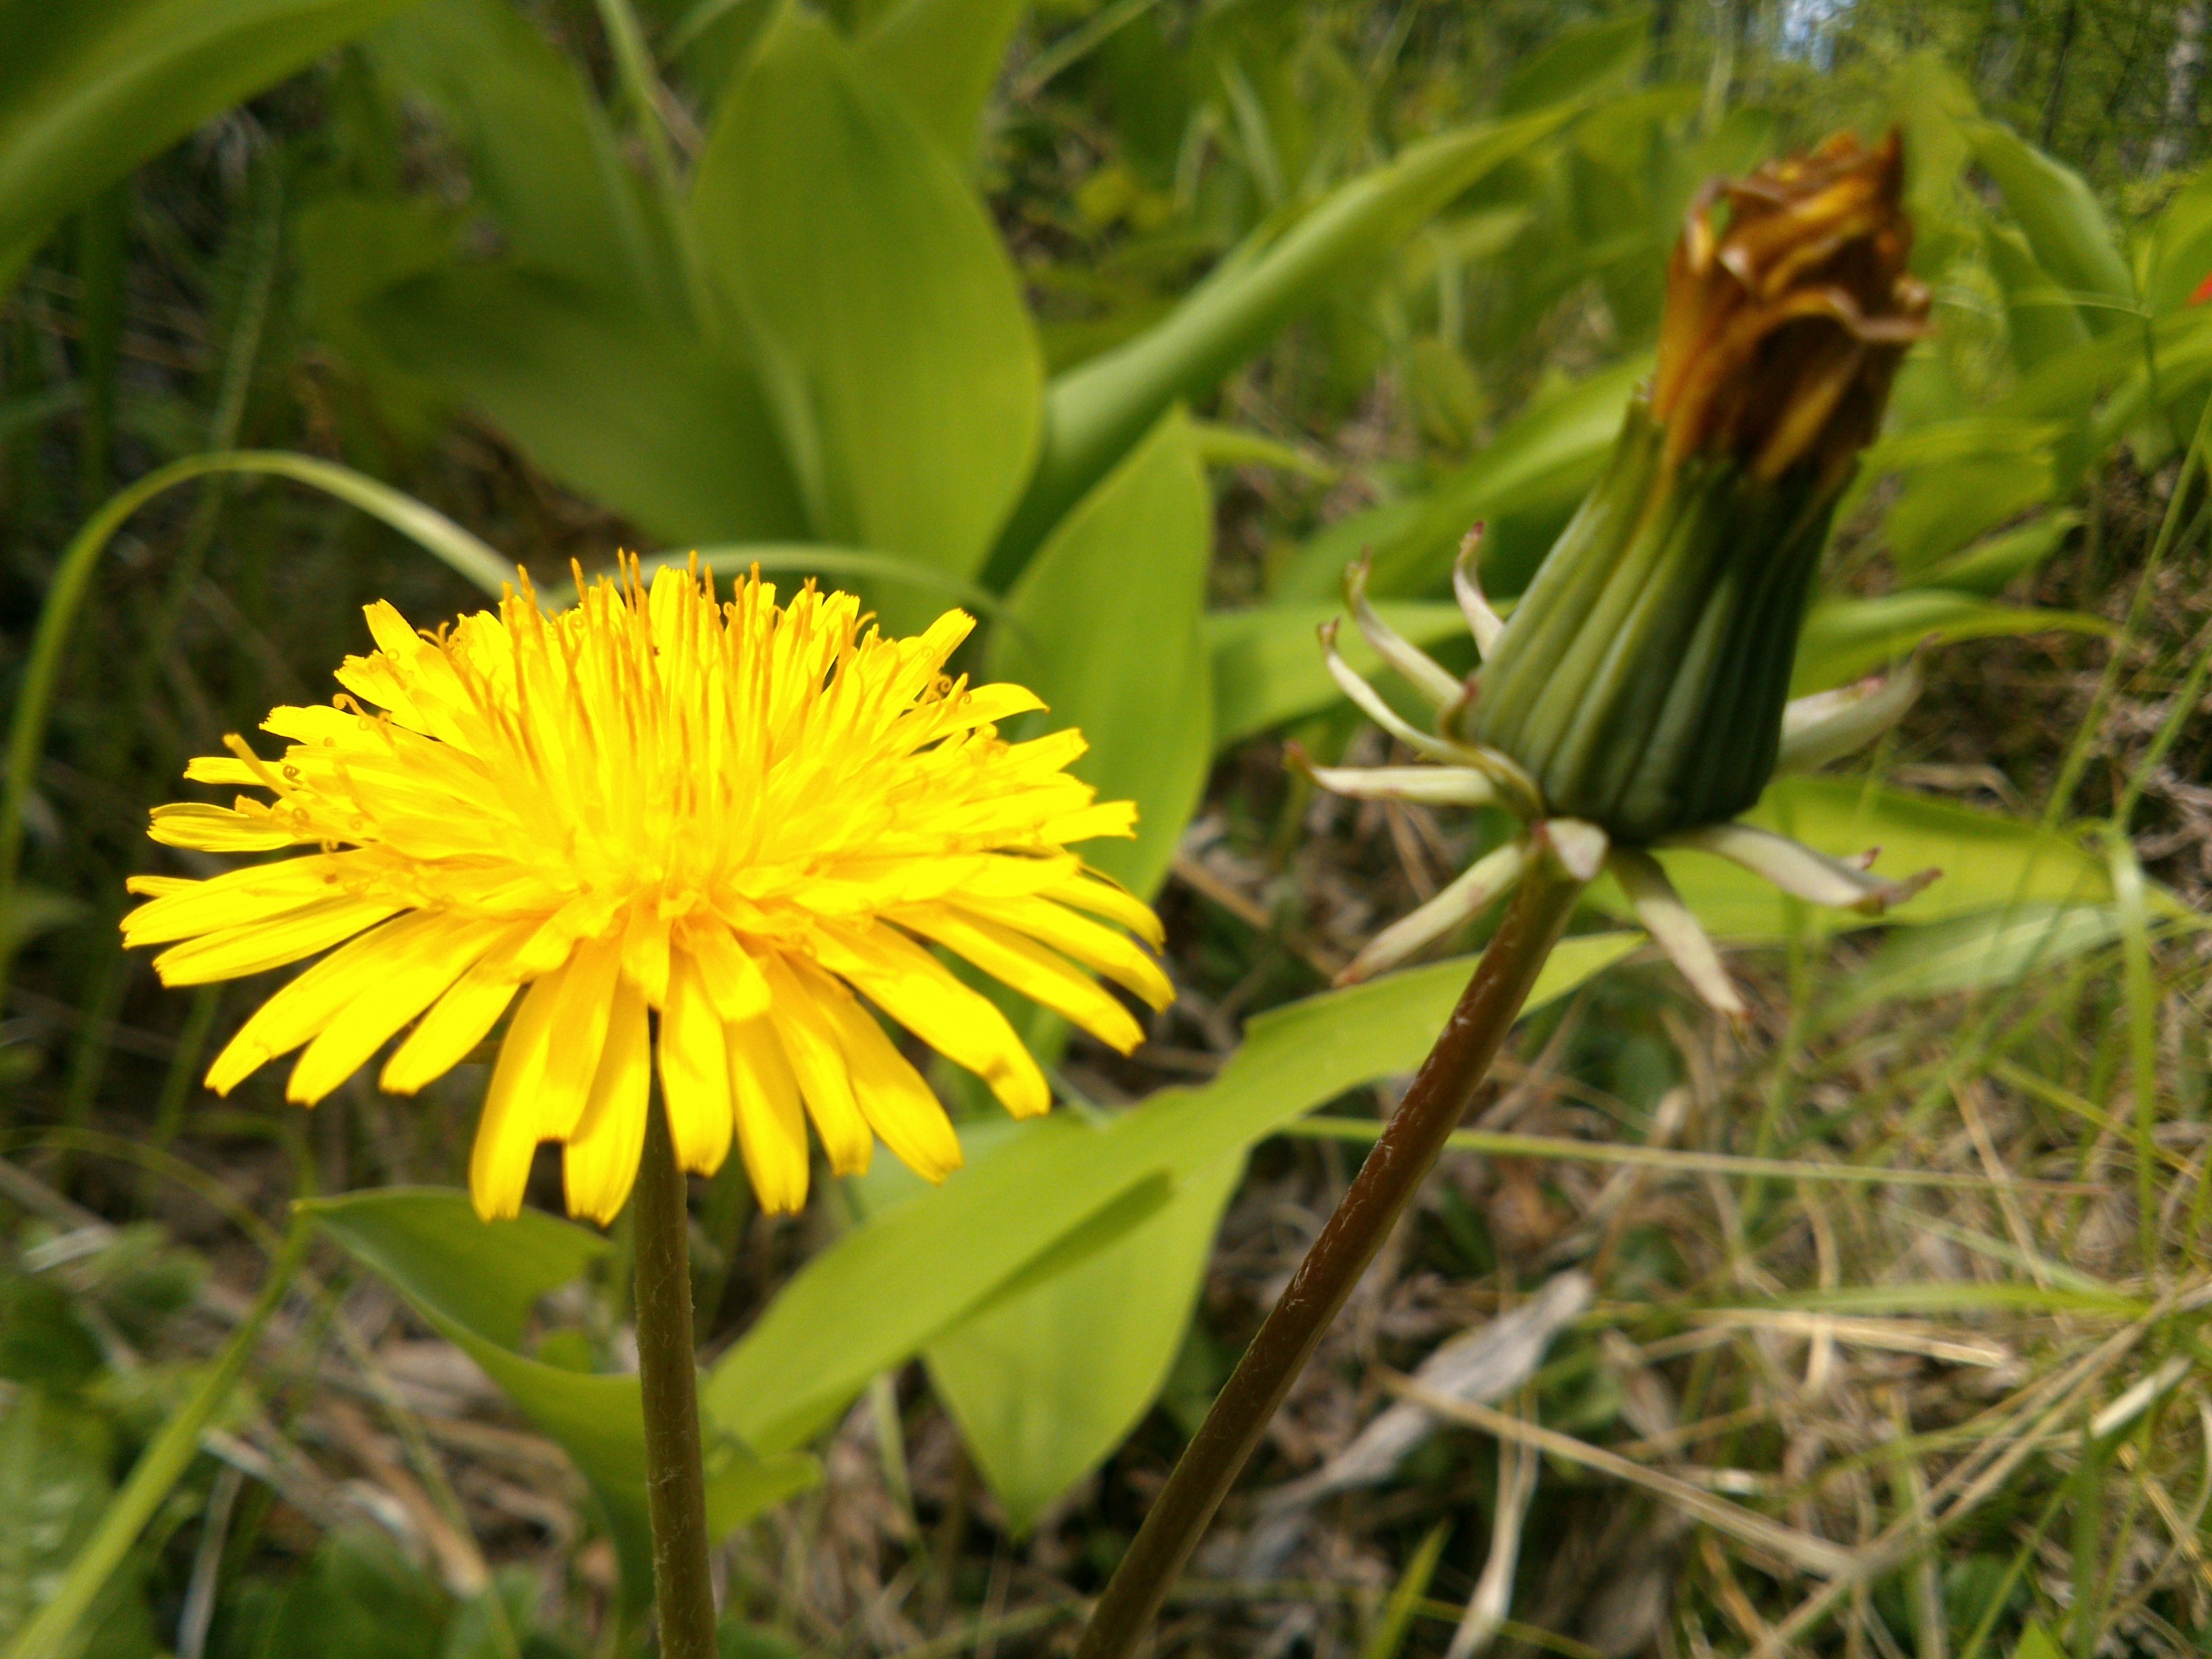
[367,0,681,310]
[853,0,1026,163]
[0,0,416,293]
[1792,591,2112,697]
[1618,778,2118,940]
[994,105,1580,583]
[991,408,1211,896]
[691,10,1043,591]
[705,933,1638,1455]
[1276,355,1649,602]
[1828,903,2125,1016]
[1972,122,2135,327]
[919,1138,1244,1532]
[367,267,808,546]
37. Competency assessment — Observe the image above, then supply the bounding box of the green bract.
[1466,398,1838,841]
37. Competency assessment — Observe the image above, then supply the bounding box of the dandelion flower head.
[122,561,1171,1222]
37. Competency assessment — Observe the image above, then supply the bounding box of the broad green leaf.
[992,105,1580,583]
[366,0,680,310]
[705,933,1638,1453]
[1984,222,2092,371]
[990,408,1211,896]
[922,1146,1245,1532]
[367,267,809,546]
[1972,123,2135,328]
[1792,591,2112,696]
[1209,601,1467,750]
[258,1531,445,1659]
[1274,355,1649,602]
[2011,1622,2066,1659]
[0,1392,153,1658]
[0,0,417,293]
[2140,163,2212,314]
[1498,14,1644,114]
[1910,510,2081,597]
[1882,456,2054,574]
[1189,422,1338,481]
[1828,904,2124,1016]
[853,0,1026,163]
[691,11,1043,587]
[306,1189,818,1610]
[293,193,456,442]
[1620,778,2115,941]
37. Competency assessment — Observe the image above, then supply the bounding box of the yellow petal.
[379,933,534,1094]
[810,973,962,1184]
[898,906,1147,1054]
[123,855,352,947]
[965,894,1175,1010]
[760,954,872,1175]
[206,914,417,1095]
[538,932,627,1141]
[146,802,303,852]
[285,917,513,1103]
[563,978,650,1224]
[685,923,770,1022]
[153,897,401,987]
[1045,866,1166,949]
[658,950,733,1177]
[811,924,1049,1119]
[726,1014,810,1214]
[468,967,570,1220]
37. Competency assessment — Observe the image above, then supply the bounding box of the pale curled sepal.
[1775,650,1926,773]
[1290,749,1501,807]
[1338,838,1528,986]
[1453,525,1504,658]
[1668,822,1937,915]
[1346,552,1464,710]
[1607,847,1747,1019]
[1319,619,1479,766]
[1537,818,1610,883]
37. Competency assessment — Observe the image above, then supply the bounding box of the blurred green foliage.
[4,1,2212,1655]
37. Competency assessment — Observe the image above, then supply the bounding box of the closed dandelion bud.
[1464,131,1930,843]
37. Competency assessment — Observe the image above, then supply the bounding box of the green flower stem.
[633,1096,719,1659]
[1071,858,1586,1659]
[4,1217,312,1659]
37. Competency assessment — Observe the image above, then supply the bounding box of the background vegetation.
[4,1,2212,1656]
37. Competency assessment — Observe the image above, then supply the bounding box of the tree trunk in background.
[1980,0,2022,103]
[2040,0,2080,147]
[2152,2,2207,175]
[1651,0,1677,83]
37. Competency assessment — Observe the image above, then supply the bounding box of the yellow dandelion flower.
[122,560,1172,1224]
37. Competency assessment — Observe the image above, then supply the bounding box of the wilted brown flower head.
[1649,129,1930,490]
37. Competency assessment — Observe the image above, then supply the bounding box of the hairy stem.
[1072,860,1584,1659]
[634,1097,718,1659]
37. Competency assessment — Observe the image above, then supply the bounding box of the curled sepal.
[1287,745,1500,807]
[1776,649,1926,773]
[1452,525,1504,658]
[1345,552,1464,711]
[1321,619,1475,765]
[1537,818,1610,883]
[1608,847,1746,1018]
[1338,838,1528,986]
[1667,822,1937,915]
[1320,621,1543,817]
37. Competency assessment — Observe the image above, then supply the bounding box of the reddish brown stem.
[1072,861,1584,1659]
